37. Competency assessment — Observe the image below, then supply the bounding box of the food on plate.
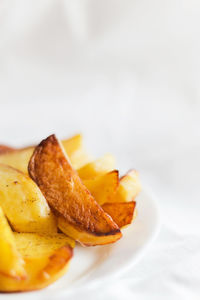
[0,206,26,280]
[78,153,115,180]
[107,170,141,203]
[0,133,141,292]
[28,135,122,246]
[0,134,89,173]
[0,164,56,234]
[83,170,119,205]
[0,230,74,292]
[101,201,136,228]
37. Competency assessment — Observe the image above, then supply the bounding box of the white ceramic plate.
[2,189,160,300]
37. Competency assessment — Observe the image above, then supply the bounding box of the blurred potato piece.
[0,206,26,280]
[101,201,136,228]
[108,170,141,203]
[0,147,34,174]
[78,154,115,180]
[61,134,91,169]
[0,164,57,234]
[0,145,15,154]
[0,233,74,292]
[0,134,88,173]
[28,135,122,246]
[69,148,92,169]
[83,170,119,205]
[62,134,82,157]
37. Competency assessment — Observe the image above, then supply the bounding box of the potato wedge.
[62,134,82,157]
[28,135,122,246]
[78,154,115,180]
[0,145,14,154]
[108,170,141,203]
[0,233,74,292]
[0,164,57,234]
[83,170,119,205]
[0,147,34,174]
[0,206,26,280]
[101,201,136,228]
[0,134,88,173]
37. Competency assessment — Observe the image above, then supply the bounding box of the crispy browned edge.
[57,212,121,237]
[119,169,138,181]
[0,245,73,293]
[28,134,121,238]
[39,244,73,280]
[101,201,136,228]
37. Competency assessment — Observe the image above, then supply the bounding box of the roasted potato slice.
[0,134,88,173]
[0,206,26,280]
[83,170,119,205]
[0,233,74,292]
[108,170,141,203]
[28,135,122,246]
[0,145,14,154]
[78,154,115,180]
[0,164,57,234]
[101,201,136,228]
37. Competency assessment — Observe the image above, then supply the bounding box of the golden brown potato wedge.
[78,154,115,180]
[83,170,119,205]
[108,170,141,203]
[0,134,89,173]
[28,134,122,246]
[101,201,136,228]
[0,206,26,280]
[0,233,74,292]
[0,164,57,234]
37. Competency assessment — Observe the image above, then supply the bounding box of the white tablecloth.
[0,1,200,299]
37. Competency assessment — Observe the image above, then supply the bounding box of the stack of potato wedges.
[0,134,141,292]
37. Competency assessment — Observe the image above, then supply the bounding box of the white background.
[0,0,200,299]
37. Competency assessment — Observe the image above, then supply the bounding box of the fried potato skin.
[101,201,136,228]
[28,135,121,246]
[0,233,74,292]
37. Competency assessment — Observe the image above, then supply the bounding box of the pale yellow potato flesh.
[62,134,91,169]
[0,233,74,292]
[0,206,26,280]
[108,170,142,203]
[83,170,119,205]
[78,154,116,180]
[0,147,33,174]
[0,134,90,173]
[0,164,57,234]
